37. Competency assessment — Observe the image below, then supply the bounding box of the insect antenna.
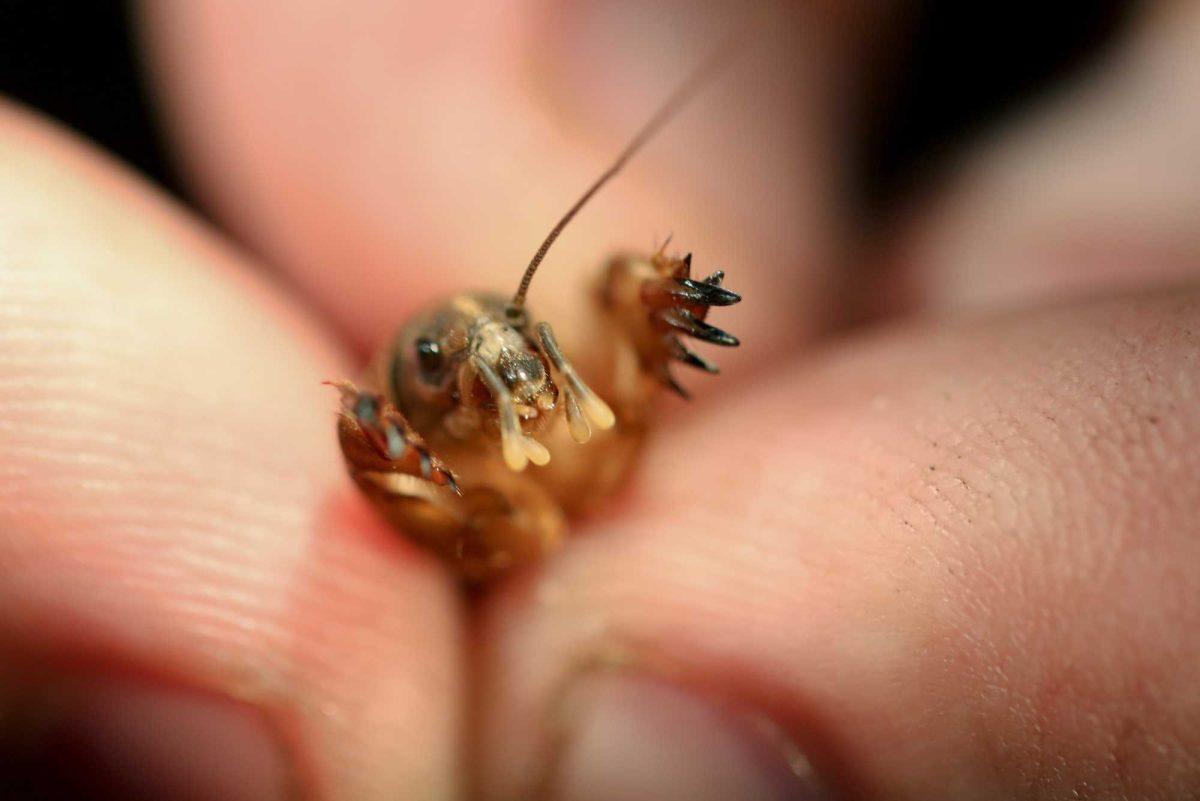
[507,44,733,319]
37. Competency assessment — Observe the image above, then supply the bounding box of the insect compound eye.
[416,337,444,377]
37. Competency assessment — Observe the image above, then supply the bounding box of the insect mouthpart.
[466,316,615,472]
[499,350,552,406]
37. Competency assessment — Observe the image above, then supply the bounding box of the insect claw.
[661,309,740,347]
[682,251,693,270]
[670,339,720,373]
[703,270,725,286]
[660,368,691,399]
[677,277,741,307]
[430,454,464,495]
[330,378,465,493]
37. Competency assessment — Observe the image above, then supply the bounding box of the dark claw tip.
[695,317,739,347]
[671,340,720,373]
[662,371,691,400]
[678,277,741,307]
[663,309,740,347]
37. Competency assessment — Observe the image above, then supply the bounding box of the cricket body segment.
[330,51,742,580]
[332,250,740,580]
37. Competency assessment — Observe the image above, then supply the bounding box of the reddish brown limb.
[328,381,569,581]
[325,380,461,495]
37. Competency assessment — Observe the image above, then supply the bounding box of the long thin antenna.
[508,44,732,313]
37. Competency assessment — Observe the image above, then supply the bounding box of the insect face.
[385,293,582,472]
[469,319,554,407]
[464,313,562,470]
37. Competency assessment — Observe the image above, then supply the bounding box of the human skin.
[1,1,1198,799]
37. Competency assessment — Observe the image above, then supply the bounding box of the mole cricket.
[329,57,741,581]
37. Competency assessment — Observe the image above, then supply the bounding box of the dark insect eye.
[416,337,443,375]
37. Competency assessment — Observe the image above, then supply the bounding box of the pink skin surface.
[0,1,1198,799]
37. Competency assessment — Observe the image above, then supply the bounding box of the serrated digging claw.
[660,368,691,399]
[670,338,720,373]
[676,277,741,306]
[661,308,740,347]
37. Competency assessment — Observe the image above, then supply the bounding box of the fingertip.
[0,101,464,800]
[473,290,1200,799]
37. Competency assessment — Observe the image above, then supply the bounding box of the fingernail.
[1,675,292,801]
[548,672,832,801]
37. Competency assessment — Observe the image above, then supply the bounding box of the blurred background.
[0,0,1135,221]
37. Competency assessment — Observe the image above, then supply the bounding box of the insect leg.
[535,321,616,444]
[601,250,741,398]
[326,379,460,494]
[472,357,551,471]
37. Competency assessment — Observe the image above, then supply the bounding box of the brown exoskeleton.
[330,59,741,581]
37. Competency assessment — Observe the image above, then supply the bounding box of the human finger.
[0,101,462,801]
[473,286,1200,799]
[141,0,887,369]
[890,2,1200,313]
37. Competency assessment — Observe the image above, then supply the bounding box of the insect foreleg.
[598,250,741,398]
[327,379,460,494]
[535,321,616,444]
